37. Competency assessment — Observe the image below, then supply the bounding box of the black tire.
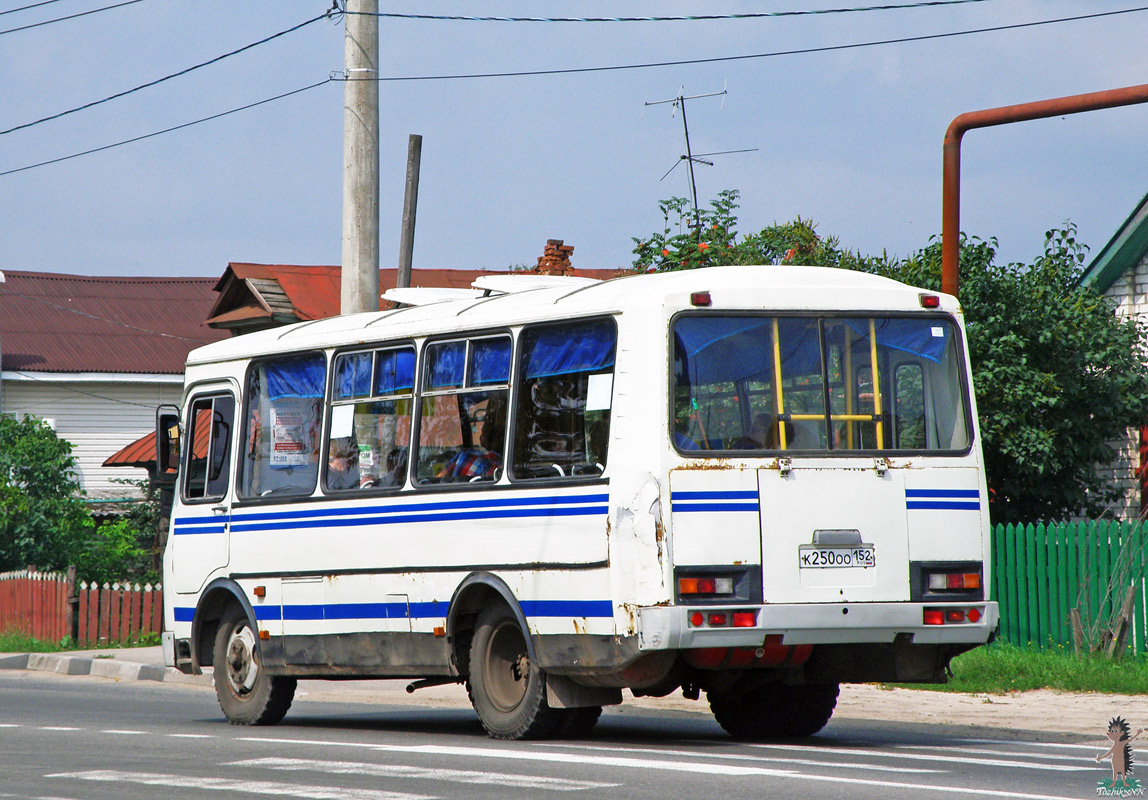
[784,682,839,737]
[212,607,296,726]
[708,680,795,740]
[709,681,838,740]
[553,705,603,739]
[468,605,564,740]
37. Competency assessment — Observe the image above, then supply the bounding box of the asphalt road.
[0,671,1110,800]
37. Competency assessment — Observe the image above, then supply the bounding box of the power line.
[0,0,66,17]
[354,0,996,23]
[0,78,334,178]
[0,10,334,137]
[339,6,1148,83]
[0,0,145,36]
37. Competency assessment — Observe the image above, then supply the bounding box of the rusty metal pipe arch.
[942,83,1148,298]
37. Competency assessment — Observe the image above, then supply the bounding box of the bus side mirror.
[156,404,181,485]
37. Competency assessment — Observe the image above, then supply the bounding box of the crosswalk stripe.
[540,742,940,774]
[234,737,1090,799]
[745,743,1091,772]
[45,770,433,800]
[229,757,619,790]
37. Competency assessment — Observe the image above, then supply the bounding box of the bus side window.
[238,353,326,499]
[184,394,235,501]
[415,336,510,486]
[326,346,416,492]
[513,319,616,480]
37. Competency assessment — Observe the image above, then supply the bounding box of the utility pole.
[340,0,380,315]
[397,134,422,289]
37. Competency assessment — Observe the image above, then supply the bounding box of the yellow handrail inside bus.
[771,318,787,450]
[869,318,884,449]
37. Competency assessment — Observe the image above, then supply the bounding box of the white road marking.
[229,757,619,790]
[168,733,214,739]
[99,729,145,735]
[892,743,1098,763]
[745,742,1090,771]
[39,727,81,731]
[234,736,1092,800]
[45,770,432,800]
[0,724,20,728]
[540,742,939,774]
[963,737,1108,752]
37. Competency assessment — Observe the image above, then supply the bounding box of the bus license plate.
[798,545,876,569]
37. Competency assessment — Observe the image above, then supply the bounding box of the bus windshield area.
[672,314,971,453]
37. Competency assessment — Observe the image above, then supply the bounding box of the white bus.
[158,264,998,740]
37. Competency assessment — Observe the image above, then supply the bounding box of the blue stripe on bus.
[173,600,610,624]
[670,490,759,501]
[171,525,226,536]
[906,488,981,511]
[224,493,610,524]
[173,493,609,535]
[670,502,759,513]
[230,504,608,534]
[905,489,980,499]
[907,501,981,511]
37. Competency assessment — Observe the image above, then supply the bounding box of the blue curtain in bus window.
[426,341,465,389]
[843,318,947,364]
[674,316,821,384]
[470,338,511,386]
[375,347,416,395]
[266,354,326,399]
[674,317,771,385]
[523,321,615,379]
[335,352,372,400]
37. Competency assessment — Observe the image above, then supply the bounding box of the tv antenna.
[646,87,757,238]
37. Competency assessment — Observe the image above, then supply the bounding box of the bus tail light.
[920,293,941,308]
[732,611,757,628]
[924,607,984,625]
[928,572,981,591]
[678,576,735,596]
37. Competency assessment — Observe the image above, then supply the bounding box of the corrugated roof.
[204,263,630,329]
[0,271,227,374]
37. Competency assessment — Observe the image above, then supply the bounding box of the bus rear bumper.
[636,601,999,650]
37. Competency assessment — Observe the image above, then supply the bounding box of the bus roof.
[185,264,953,367]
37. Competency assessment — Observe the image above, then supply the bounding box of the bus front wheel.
[468,605,564,740]
[212,606,296,725]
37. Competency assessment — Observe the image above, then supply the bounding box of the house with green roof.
[1079,190,1148,519]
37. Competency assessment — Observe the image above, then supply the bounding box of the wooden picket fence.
[0,569,163,646]
[991,521,1148,655]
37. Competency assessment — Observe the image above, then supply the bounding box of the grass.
[889,640,1148,695]
[0,630,161,653]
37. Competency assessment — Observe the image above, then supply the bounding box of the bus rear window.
[672,315,970,453]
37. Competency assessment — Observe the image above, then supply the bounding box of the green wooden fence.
[991,521,1148,655]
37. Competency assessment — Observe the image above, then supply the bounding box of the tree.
[872,227,1148,523]
[0,415,90,572]
[632,192,1148,523]
[632,189,879,272]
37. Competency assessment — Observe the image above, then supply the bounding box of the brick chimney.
[535,239,574,275]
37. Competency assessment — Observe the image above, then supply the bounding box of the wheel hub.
[225,625,259,695]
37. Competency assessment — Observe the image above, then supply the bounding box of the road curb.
[0,652,212,687]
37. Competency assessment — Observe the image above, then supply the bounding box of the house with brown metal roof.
[206,246,626,335]
[0,271,226,500]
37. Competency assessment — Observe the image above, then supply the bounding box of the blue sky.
[2,1,1147,278]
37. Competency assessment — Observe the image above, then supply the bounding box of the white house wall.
[1102,251,1148,519]
[1,374,182,500]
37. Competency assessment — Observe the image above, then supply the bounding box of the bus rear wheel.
[212,607,296,726]
[709,681,838,740]
[468,605,564,740]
